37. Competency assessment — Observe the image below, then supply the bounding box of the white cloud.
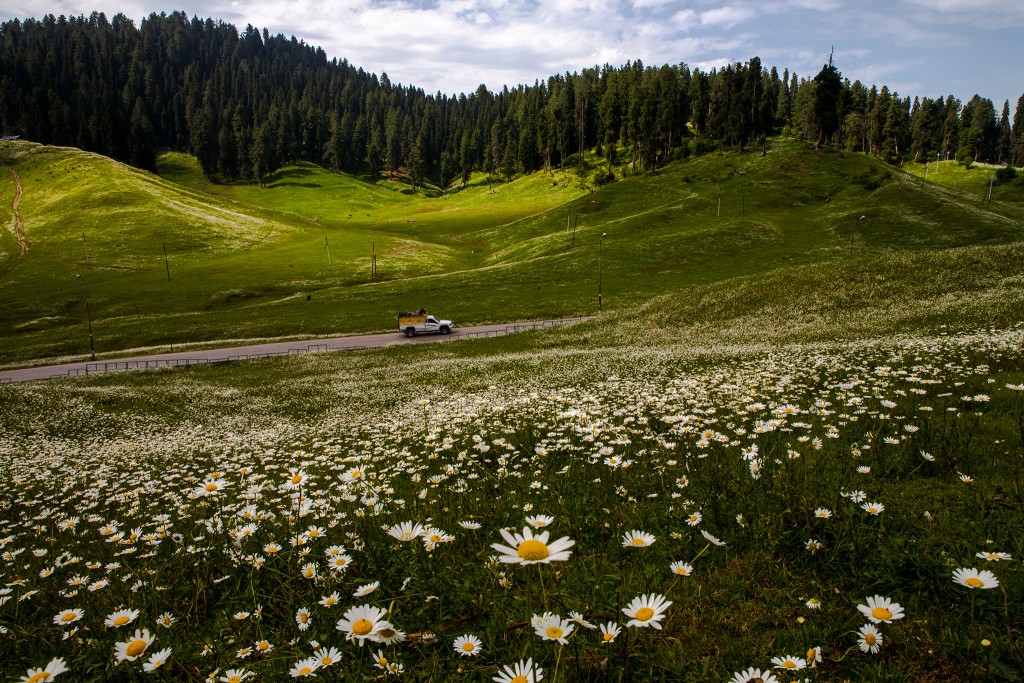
[0,0,1016,107]
[700,6,756,27]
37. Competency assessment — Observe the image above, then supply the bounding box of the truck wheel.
[440,326,450,335]
[405,327,416,337]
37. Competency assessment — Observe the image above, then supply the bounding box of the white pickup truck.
[398,310,454,337]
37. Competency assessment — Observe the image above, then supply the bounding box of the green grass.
[2,139,1023,366]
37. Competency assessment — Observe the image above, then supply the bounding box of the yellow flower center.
[257,642,269,650]
[228,677,242,683]
[291,475,303,485]
[546,626,564,639]
[966,577,984,588]
[517,539,549,561]
[61,612,77,622]
[26,673,52,683]
[299,667,312,676]
[675,568,687,575]
[865,633,877,646]
[603,633,614,641]
[635,607,655,621]
[631,538,646,545]
[205,483,218,492]
[462,642,475,652]
[126,639,147,657]
[871,606,892,621]
[352,618,373,636]
[321,658,333,666]
[511,677,528,683]
[377,656,387,665]
[807,648,816,659]
[782,660,797,669]
[114,615,130,626]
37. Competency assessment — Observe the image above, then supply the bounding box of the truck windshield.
[427,317,437,323]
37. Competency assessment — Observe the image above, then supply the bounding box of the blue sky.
[4,0,1022,113]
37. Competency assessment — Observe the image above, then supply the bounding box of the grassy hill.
[2,139,1024,682]
[1,138,1022,366]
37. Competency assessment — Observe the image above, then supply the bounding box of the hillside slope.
[1,138,1022,366]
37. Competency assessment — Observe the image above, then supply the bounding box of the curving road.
[0,318,588,383]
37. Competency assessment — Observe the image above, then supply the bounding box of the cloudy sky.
[3,0,1022,111]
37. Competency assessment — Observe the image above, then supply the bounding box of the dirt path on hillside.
[1,158,28,256]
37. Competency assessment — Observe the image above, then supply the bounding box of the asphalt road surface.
[0,318,586,383]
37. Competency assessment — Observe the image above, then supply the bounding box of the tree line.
[2,11,1022,187]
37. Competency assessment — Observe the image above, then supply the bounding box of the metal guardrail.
[15,318,589,381]
[457,317,587,340]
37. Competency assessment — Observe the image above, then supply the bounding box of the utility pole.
[371,243,376,281]
[717,188,721,219]
[162,243,171,281]
[598,232,607,313]
[853,215,865,257]
[84,293,96,361]
[325,235,332,271]
[986,176,994,208]
[82,232,91,269]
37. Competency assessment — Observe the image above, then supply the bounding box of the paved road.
[0,318,586,384]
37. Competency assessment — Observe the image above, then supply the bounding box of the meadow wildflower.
[857,596,905,624]
[976,551,1012,561]
[861,502,885,515]
[289,657,320,677]
[492,527,574,564]
[599,622,621,643]
[534,613,574,644]
[857,624,882,654]
[114,629,155,663]
[353,581,380,597]
[453,634,483,656]
[952,568,1000,589]
[142,648,171,672]
[319,592,341,607]
[493,658,542,683]
[105,608,140,628]
[686,512,702,526]
[569,611,598,629]
[313,646,342,667]
[219,670,255,683]
[296,607,312,631]
[623,593,671,629]
[622,530,656,547]
[814,508,832,519]
[770,655,807,670]
[53,608,84,625]
[806,598,822,609]
[17,658,69,682]
[729,668,778,683]
[526,515,554,528]
[670,561,693,576]
[336,604,391,645]
[701,530,726,546]
[388,521,425,542]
